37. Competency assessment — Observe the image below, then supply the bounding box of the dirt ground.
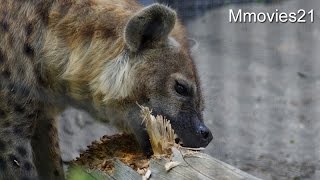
[59,0,320,179]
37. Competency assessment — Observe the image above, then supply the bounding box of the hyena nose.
[201,128,210,139]
[198,124,213,145]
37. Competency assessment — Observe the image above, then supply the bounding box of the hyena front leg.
[0,104,38,179]
[0,133,37,180]
[31,112,64,180]
[127,106,153,157]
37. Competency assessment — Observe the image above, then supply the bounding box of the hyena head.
[97,4,212,152]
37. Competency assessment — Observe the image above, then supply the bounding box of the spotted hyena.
[0,0,212,179]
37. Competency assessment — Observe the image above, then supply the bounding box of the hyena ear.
[124,4,177,52]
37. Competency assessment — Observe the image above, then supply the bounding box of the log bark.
[70,108,261,180]
[145,148,261,180]
[70,146,261,180]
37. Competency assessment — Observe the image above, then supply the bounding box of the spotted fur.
[0,0,211,179]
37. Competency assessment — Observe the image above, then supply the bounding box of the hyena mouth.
[174,136,183,145]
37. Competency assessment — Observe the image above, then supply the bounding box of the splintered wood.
[139,105,176,156]
[71,105,176,176]
[72,134,149,174]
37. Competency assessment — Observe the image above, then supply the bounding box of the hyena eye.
[174,81,189,96]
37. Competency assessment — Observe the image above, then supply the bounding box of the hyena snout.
[179,123,213,148]
[173,115,213,148]
[194,123,213,147]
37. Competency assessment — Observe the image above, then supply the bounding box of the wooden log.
[69,137,261,180]
[69,108,261,180]
[147,148,261,180]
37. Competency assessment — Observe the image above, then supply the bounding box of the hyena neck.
[41,0,141,103]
